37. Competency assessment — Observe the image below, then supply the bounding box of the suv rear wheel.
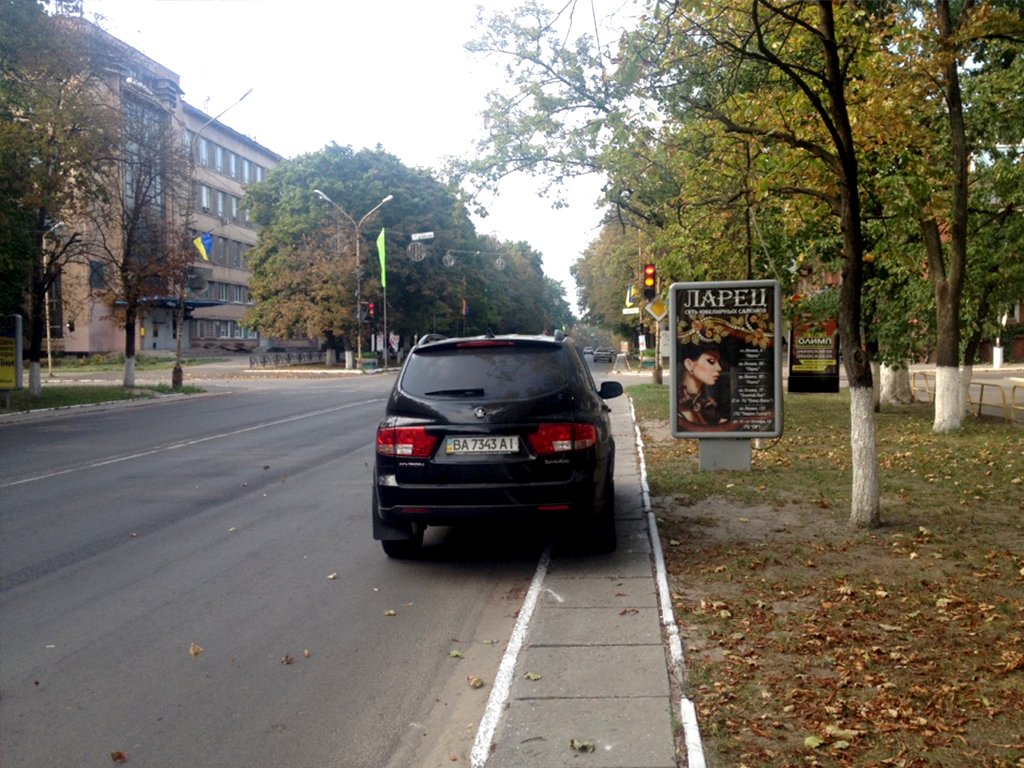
[381,530,423,559]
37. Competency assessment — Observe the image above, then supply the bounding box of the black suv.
[373,332,624,558]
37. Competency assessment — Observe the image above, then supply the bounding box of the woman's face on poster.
[686,350,722,386]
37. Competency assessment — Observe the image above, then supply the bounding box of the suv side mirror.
[598,381,624,399]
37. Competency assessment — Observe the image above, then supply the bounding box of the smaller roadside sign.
[1,314,23,391]
[645,299,667,321]
[622,307,640,315]
[410,232,434,241]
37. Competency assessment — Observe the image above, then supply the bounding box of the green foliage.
[1,5,120,365]
[0,385,156,412]
[468,1,1024,370]
[244,145,570,347]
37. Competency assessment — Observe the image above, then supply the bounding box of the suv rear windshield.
[401,343,572,400]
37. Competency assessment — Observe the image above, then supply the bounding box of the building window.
[216,190,225,217]
[228,152,237,179]
[198,137,209,166]
[254,164,264,182]
[214,144,224,172]
[89,261,107,290]
[230,196,239,221]
[199,185,211,212]
[241,159,251,183]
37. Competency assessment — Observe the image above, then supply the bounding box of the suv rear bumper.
[373,471,609,532]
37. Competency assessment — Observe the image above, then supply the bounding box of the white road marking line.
[470,545,551,768]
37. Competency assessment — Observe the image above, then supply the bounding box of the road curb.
[631,398,707,768]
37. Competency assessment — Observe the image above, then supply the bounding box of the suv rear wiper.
[423,388,485,397]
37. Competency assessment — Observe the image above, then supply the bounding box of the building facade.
[58,19,279,357]
[179,102,278,353]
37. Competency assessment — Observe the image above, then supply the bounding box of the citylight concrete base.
[698,438,751,471]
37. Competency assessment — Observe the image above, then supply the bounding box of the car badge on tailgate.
[474,407,487,419]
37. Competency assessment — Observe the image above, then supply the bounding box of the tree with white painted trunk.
[620,2,882,525]
[468,1,884,526]
[880,365,915,407]
[881,1,1024,432]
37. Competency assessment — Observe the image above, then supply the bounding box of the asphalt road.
[0,375,545,767]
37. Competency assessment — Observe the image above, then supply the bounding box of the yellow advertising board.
[1,315,23,391]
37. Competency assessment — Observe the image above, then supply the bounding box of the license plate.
[445,435,519,455]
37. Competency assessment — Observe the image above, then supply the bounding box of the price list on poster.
[731,346,775,430]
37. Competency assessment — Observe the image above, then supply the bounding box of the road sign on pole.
[645,299,667,321]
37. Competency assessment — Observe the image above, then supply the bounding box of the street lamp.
[313,190,393,366]
[172,87,253,389]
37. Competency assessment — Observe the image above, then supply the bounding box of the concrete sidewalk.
[481,396,690,768]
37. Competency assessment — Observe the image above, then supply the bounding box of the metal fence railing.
[248,350,325,368]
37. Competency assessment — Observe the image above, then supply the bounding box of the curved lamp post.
[313,190,393,365]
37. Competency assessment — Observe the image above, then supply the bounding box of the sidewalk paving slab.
[483,398,682,768]
[488,697,678,768]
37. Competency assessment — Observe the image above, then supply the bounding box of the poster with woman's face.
[670,280,783,439]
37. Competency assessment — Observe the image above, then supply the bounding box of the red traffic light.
[642,264,657,299]
[368,301,375,318]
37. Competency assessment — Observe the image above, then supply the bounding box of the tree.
[84,89,190,387]
[867,1,1024,431]
[245,145,568,354]
[0,3,116,395]
[470,2,882,524]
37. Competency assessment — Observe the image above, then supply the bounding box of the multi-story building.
[58,18,279,357]
[180,102,279,353]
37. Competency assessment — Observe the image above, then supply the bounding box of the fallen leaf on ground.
[449,649,464,658]
[327,573,338,580]
[384,609,397,617]
[467,675,485,689]
[524,671,542,681]
[570,739,596,753]
[189,642,203,659]
[281,655,294,665]
[111,751,127,763]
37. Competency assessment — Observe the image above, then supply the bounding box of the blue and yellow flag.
[193,232,213,261]
[376,228,386,288]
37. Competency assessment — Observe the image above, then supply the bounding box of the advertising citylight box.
[670,280,783,439]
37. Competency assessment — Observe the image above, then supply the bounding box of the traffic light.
[642,263,657,300]
[368,301,375,319]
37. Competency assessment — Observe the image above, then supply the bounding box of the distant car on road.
[372,331,624,558]
[592,348,615,363]
[582,346,594,356]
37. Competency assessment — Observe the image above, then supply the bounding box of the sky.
[78,0,636,315]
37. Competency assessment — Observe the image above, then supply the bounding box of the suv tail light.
[377,426,439,458]
[526,423,597,455]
